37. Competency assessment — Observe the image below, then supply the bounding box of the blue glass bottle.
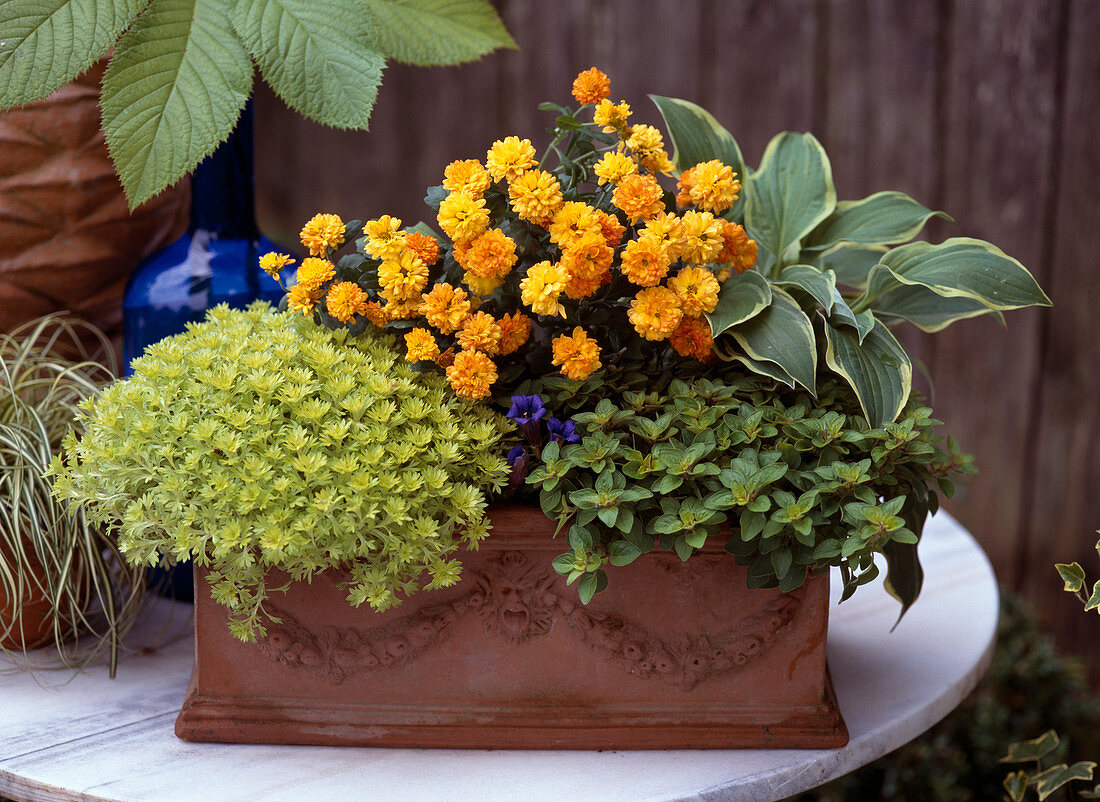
[123,100,289,601]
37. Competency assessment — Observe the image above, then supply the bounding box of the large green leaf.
[0,0,148,109]
[777,265,835,312]
[102,0,253,207]
[828,292,875,343]
[231,0,385,129]
[823,318,912,426]
[859,237,1051,312]
[730,286,817,393]
[362,0,515,66]
[812,243,887,289]
[745,132,836,271]
[882,487,928,627]
[713,342,797,388]
[870,282,1005,332]
[804,190,949,251]
[705,268,771,337]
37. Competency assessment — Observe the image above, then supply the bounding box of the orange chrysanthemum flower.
[548,201,603,250]
[437,347,457,369]
[326,281,369,324]
[670,316,715,362]
[628,286,683,341]
[363,301,389,328]
[287,283,321,316]
[612,173,665,224]
[295,257,336,292]
[421,283,472,334]
[442,159,493,198]
[668,266,721,317]
[562,231,614,281]
[457,311,503,356]
[593,99,631,133]
[509,168,564,225]
[363,215,405,259]
[593,150,637,186]
[437,192,490,243]
[446,349,498,400]
[405,230,441,266]
[620,234,673,287]
[679,210,725,265]
[595,210,626,248]
[571,67,611,105]
[678,159,741,214]
[384,295,424,320]
[259,252,295,279]
[404,328,441,362]
[378,250,429,303]
[486,136,537,183]
[300,212,345,256]
[551,327,602,381]
[458,228,518,280]
[497,311,532,355]
[519,260,570,318]
[716,220,759,274]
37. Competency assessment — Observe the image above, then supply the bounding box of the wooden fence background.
[252,0,1100,679]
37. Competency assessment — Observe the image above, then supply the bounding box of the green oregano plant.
[49,303,511,640]
[524,375,973,610]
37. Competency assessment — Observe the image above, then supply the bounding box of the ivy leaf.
[361,0,515,66]
[231,0,385,130]
[706,268,772,337]
[823,317,912,427]
[1055,562,1086,593]
[0,0,149,109]
[804,190,950,251]
[102,0,253,207]
[746,131,836,270]
[1032,763,1097,801]
[1003,771,1028,802]
[730,286,817,393]
[1000,730,1061,764]
[1085,580,1100,612]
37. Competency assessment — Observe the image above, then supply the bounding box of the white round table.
[0,510,997,802]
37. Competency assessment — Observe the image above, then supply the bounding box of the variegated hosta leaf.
[745,131,836,272]
[729,286,817,393]
[649,94,747,219]
[858,237,1051,314]
[713,340,797,388]
[870,283,1005,332]
[705,268,771,337]
[361,0,515,66]
[804,190,950,251]
[829,291,876,344]
[102,0,253,207]
[0,0,148,109]
[231,0,385,130]
[823,318,912,426]
[812,243,887,290]
[776,264,835,312]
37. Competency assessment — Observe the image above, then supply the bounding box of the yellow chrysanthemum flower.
[509,168,564,225]
[286,283,320,316]
[551,327,602,381]
[561,231,613,299]
[548,201,603,250]
[259,252,295,279]
[325,281,369,324]
[437,192,490,244]
[595,210,626,248]
[679,159,741,214]
[486,136,537,183]
[463,271,506,297]
[442,159,493,198]
[404,328,441,362]
[620,234,673,287]
[571,67,611,105]
[497,311,532,355]
[519,260,570,318]
[612,173,666,224]
[457,311,503,356]
[668,266,721,316]
[383,295,424,320]
[641,149,674,176]
[670,316,714,362]
[593,99,631,134]
[594,150,638,186]
[680,210,725,265]
[716,219,759,275]
[625,125,665,158]
[378,250,429,302]
[456,228,519,280]
[295,257,336,292]
[642,211,686,260]
[421,283,472,334]
[628,286,683,341]
[363,215,406,259]
[405,230,441,266]
[445,349,498,400]
[300,212,345,256]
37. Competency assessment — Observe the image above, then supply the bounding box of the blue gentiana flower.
[507,445,528,466]
[506,394,547,424]
[546,416,580,444]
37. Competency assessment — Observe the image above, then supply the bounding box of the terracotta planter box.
[175,505,848,749]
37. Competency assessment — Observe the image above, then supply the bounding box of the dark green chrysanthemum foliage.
[50,303,511,640]
[527,376,973,610]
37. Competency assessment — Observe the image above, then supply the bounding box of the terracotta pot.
[175,504,848,749]
[0,60,189,351]
[0,543,61,650]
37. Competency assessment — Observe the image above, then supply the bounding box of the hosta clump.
[50,303,510,640]
[526,376,973,608]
